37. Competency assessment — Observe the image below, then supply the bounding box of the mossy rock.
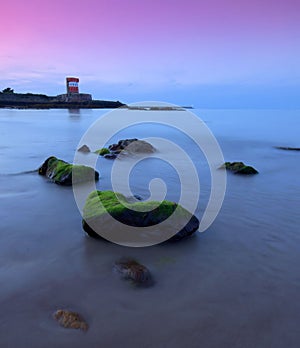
[224,162,258,175]
[38,156,99,185]
[95,148,110,156]
[82,190,199,242]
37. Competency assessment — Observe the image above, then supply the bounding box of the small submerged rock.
[114,258,152,285]
[38,156,99,185]
[103,153,117,160]
[53,309,88,331]
[223,162,258,175]
[77,145,91,153]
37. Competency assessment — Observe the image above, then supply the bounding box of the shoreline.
[0,101,192,111]
[0,100,126,109]
[0,91,126,109]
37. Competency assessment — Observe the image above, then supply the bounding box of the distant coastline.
[0,91,125,109]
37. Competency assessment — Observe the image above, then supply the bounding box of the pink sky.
[0,0,299,105]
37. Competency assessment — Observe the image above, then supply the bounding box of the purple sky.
[1,0,299,106]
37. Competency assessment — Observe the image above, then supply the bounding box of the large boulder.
[223,162,258,175]
[38,156,99,185]
[82,190,199,243]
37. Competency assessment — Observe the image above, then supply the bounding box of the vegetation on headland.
[1,87,14,94]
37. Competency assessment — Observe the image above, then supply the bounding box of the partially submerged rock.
[77,145,91,153]
[53,309,88,331]
[223,162,258,175]
[94,139,155,160]
[114,258,152,285]
[275,146,300,151]
[38,156,99,185]
[82,190,199,242]
[109,138,155,154]
[104,153,117,160]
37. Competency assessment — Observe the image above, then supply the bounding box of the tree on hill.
[1,87,14,94]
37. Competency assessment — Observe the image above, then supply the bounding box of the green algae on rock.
[223,162,259,175]
[82,190,199,242]
[94,148,110,156]
[38,156,99,185]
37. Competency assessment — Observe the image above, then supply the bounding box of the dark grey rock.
[77,145,91,153]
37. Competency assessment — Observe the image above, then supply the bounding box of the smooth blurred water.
[0,108,300,348]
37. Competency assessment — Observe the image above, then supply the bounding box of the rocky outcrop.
[95,139,155,160]
[0,92,126,109]
[109,138,155,154]
[77,145,91,153]
[82,190,199,242]
[53,309,88,331]
[223,162,258,175]
[38,156,99,185]
[114,258,152,286]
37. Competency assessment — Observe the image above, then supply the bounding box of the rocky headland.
[0,91,125,109]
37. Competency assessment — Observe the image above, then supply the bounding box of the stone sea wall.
[55,93,92,102]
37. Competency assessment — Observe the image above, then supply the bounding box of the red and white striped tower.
[66,77,79,94]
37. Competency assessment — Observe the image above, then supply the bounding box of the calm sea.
[0,108,300,347]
